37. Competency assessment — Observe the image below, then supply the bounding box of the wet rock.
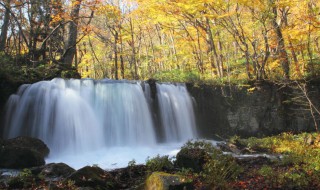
[31,163,75,179]
[0,136,48,169]
[1,136,49,157]
[175,148,208,173]
[0,146,45,169]
[67,166,114,189]
[145,172,193,190]
[217,142,241,154]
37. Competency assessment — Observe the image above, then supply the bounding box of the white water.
[157,83,197,142]
[3,78,198,169]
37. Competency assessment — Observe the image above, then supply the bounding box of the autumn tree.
[0,0,10,52]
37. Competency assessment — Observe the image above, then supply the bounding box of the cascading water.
[156,83,197,142]
[3,78,197,169]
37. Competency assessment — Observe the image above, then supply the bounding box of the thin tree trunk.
[169,29,178,67]
[119,30,125,79]
[315,37,320,55]
[288,37,302,77]
[307,20,314,76]
[260,25,270,79]
[129,18,138,79]
[206,18,221,78]
[114,32,119,80]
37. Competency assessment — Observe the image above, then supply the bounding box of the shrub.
[201,150,242,189]
[7,169,36,189]
[177,140,242,189]
[153,69,200,83]
[146,155,174,172]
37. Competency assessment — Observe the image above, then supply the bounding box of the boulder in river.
[0,137,48,169]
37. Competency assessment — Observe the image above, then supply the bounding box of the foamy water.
[45,142,184,170]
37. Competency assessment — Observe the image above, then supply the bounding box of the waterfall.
[3,78,197,168]
[156,83,197,142]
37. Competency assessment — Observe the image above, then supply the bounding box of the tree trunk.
[270,1,290,79]
[129,18,138,79]
[114,32,119,80]
[63,0,81,66]
[206,18,221,78]
[119,31,125,79]
[288,37,302,77]
[0,0,10,52]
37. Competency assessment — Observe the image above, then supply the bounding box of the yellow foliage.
[78,0,320,80]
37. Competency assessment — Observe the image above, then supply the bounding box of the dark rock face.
[0,136,48,169]
[187,81,320,138]
[0,80,21,137]
[67,166,115,189]
[175,148,208,173]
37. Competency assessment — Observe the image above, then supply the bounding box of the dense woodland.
[2,1,320,189]
[0,0,319,82]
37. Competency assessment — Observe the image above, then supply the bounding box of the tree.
[0,0,10,52]
[269,0,290,79]
[63,0,82,66]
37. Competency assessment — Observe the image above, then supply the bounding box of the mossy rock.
[145,172,193,190]
[2,136,50,157]
[67,166,114,189]
[175,148,208,173]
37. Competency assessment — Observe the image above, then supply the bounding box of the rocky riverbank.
[2,133,320,190]
[0,136,250,189]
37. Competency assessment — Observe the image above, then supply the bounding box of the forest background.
[0,0,319,83]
